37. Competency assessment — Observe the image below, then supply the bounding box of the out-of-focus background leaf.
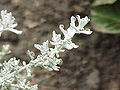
[91,0,120,34]
[92,0,117,6]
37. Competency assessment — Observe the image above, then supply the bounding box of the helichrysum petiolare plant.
[0,10,92,90]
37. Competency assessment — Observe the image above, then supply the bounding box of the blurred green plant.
[92,0,117,6]
[91,0,120,34]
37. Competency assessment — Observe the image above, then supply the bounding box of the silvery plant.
[0,10,92,90]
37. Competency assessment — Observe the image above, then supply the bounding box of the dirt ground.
[0,0,120,90]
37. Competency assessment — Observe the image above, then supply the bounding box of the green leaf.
[93,0,117,6]
[91,1,120,34]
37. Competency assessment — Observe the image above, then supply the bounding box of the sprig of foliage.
[0,10,92,90]
[32,15,92,71]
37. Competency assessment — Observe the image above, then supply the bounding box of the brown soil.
[0,0,120,90]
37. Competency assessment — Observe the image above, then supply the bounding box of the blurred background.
[0,0,120,90]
